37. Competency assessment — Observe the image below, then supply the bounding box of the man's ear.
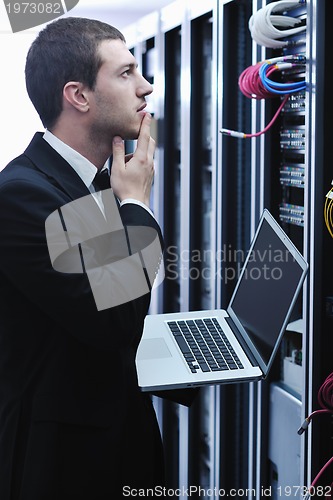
[63,81,90,113]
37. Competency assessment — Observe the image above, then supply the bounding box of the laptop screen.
[227,210,308,376]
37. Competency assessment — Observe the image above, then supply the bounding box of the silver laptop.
[136,209,308,392]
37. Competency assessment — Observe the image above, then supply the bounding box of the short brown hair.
[25,17,125,129]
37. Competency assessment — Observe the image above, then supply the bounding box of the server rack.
[222,1,332,496]
[160,14,184,489]
[216,1,253,491]
[123,0,332,497]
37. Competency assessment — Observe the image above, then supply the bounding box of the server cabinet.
[161,18,184,489]
[216,1,254,492]
[217,0,332,497]
[163,22,182,315]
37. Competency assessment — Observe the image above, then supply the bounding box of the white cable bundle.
[249,0,306,48]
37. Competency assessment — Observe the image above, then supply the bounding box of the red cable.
[220,63,288,138]
[318,373,333,411]
[301,373,333,496]
[238,62,278,99]
[310,455,333,489]
[245,94,289,138]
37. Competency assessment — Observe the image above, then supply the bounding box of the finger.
[135,113,151,159]
[111,136,125,168]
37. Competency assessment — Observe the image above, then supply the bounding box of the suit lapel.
[24,132,91,201]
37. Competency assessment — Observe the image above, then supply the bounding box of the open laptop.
[136,209,308,392]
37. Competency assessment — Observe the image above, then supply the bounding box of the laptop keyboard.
[167,318,244,374]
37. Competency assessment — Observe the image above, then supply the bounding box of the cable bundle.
[259,56,306,95]
[248,0,306,48]
[298,372,333,499]
[238,61,277,100]
[324,183,333,239]
[220,55,306,139]
[238,55,306,99]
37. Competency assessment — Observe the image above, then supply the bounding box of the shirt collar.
[43,130,108,189]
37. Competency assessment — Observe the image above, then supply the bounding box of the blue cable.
[259,61,306,95]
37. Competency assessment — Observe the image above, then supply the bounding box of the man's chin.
[122,132,139,141]
[115,127,139,141]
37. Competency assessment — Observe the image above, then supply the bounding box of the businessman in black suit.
[0,17,165,499]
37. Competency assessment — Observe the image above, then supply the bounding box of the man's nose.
[138,76,153,96]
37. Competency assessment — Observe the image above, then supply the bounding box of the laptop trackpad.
[137,338,172,360]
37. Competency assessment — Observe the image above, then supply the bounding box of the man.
[0,17,164,499]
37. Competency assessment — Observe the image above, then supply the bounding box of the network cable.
[248,0,307,49]
[220,55,306,139]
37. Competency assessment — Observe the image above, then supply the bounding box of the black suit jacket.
[0,133,166,499]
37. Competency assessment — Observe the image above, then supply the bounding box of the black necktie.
[93,168,110,191]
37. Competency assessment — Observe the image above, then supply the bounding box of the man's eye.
[122,69,130,77]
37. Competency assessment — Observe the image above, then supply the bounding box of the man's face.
[88,39,153,142]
